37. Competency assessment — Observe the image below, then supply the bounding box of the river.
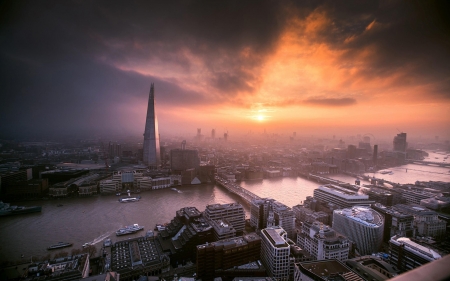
[1,153,449,263]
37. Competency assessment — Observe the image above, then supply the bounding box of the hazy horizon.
[1,1,449,140]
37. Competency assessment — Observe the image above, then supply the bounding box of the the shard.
[143,83,161,168]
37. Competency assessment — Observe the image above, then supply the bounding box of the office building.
[313,184,375,209]
[196,233,261,280]
[294,259,363,281]
[393,204,446,238]
[111,236,170,279]
[143,83,161,168]
[210,219,236,240]
[27,254,90,280]
[204,203,245,234]
[296,221,350,261]
[332,206,384,255]
[157,207,215,267]
[260,227,291,280]
[389,235,441,273]
[250,198,295,239]
[372,203,414,243]
[393,133,407,152]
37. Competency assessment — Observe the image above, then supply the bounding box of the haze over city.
[1,1,449,139]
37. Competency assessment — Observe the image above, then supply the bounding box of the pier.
[215,177,261,205]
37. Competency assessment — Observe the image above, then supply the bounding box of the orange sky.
[1,1,449,139]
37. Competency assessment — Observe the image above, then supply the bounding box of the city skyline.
[1,1,449,139]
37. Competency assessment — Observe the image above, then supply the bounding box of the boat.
[82,242,92,248]
[47,242,73,250]
[0,201,42,217]
[379,170,392,174]
[116,224,144,236]
[171,188,182,193]
[118,196,141,203]
[103,238,112,247]
[154,224,166,231]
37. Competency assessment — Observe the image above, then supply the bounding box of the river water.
[1,151,449,263]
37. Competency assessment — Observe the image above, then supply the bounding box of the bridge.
[406,159,450,168]
[307,174,348,186]
[215,176,261,205]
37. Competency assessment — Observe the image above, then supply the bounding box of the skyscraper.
[393,132,407,152]
[143,83,161,168]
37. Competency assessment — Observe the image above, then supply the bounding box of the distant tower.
[373,145,378,166]
[393,133,407,152]
[211,129,215,139]
[143,83,161,169]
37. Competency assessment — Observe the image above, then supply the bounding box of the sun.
[256,115,265,121]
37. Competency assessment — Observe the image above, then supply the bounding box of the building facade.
[389,235,441,273]
[204,203,245,234]
[296,221,349,261]
[332,206,384,255]
[260,227,291,280]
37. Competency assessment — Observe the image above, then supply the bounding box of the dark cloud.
[303,97,357,107]
[0,0,449,137]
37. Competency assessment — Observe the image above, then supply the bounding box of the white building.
[313,184,375,209]
[332,206,384,256]
[260,227,291,280]
[296,221,349,261]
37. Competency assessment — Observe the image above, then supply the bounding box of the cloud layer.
[1,0,449,138]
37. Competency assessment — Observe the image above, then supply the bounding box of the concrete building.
[332,206,384,255]
[143,83,161,168]
[196,233,261,280]
[250,198,295,239]
[313,184,375,209]
[260,227,291,280]
[210,219,236,241]
[345,256,398,280]
[296,221,350,261]
[26,254,90,280]
[294,259,363,281]
[389,235,441,273]
[204,203,245,234]
[372,203,415,243]
[111,236,170,279]
[393,204,446,238]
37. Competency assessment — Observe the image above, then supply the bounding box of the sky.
[1,0,449,140]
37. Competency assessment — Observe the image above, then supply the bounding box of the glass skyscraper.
[143,83,161,168]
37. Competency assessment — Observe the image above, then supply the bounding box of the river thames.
[1,153,449,263]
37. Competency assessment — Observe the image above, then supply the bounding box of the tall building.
[143,83,161,168]
[250,198,295,239]
[260,227,291,280]
[393,133,407,152]
[332,206,384,256]
[296,221,350,261]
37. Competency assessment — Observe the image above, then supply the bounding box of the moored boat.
[0,201,42,217]
[118,196,141,203]
[116,224,144,236]
[47,242,73,250]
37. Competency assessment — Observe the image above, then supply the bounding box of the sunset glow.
[0,1,449,138]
